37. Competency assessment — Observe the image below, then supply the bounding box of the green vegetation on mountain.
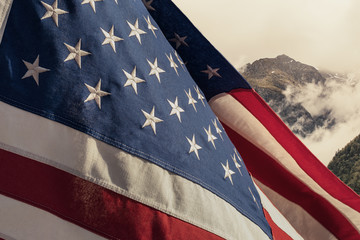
[328,135,360,194]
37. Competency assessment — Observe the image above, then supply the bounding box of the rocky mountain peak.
[241,55,334,138]
[276,54,294,62]
[243,54,326,91]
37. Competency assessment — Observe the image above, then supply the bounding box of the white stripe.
[0,194,106,240]
[0,101,269,240]
[209,93,360,232]
[255,180,337,240]
[0,0,12,43]
[254,183,304,240]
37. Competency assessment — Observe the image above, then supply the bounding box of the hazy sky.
[172,0,360,165]
[172,0,360,73]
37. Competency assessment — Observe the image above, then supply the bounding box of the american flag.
[0,0,359,239]
[146,1,360,239]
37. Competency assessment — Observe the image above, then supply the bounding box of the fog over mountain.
[285,72,360,165]
[242,55,360,165]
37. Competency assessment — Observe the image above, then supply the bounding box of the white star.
[114,0,118,4]
[64,39,91,69]
[40,0,68,27]
[185,89,197,112]
[231,153,242,176]
[212,119,223,140]
[194,85,205,106]
[166,53,179,75]
[174,51,185,70]
[144,16,158,37]
[21,55,50,86]
[84,79,111,109]
[167,97,184,122]
[141,106,163,135]
[204,125,217,149]
[81,0,102,13]
[100,25,123,52]
[249,187,260,209]
[142,0,155,11]
[147,58,165,83]
[127,19,146,44]
[186,135,202,160]
[123,66,146,94]
[169,33,189,49]
[221,160,235,185]
[201,65,221,79]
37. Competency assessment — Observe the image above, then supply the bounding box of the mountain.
[241,54,359,194]
[328,135,360,194]
[241,54,335,137]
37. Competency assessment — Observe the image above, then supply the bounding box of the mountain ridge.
[242,54,334,138]
[243,54,325,91]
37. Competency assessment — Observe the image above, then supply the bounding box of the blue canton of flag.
[0,0,273,239]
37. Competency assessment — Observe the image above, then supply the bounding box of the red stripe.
[263,209,293,240]
[229,89,360,212]
[222,123,360,240]
[0,148,223,240]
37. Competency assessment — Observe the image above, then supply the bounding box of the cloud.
[283,73,360,165]
[233,55,249,71]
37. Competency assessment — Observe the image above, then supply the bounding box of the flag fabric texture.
[0,1,357,240]
[146,2,360,240]
[0,0,302,239]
